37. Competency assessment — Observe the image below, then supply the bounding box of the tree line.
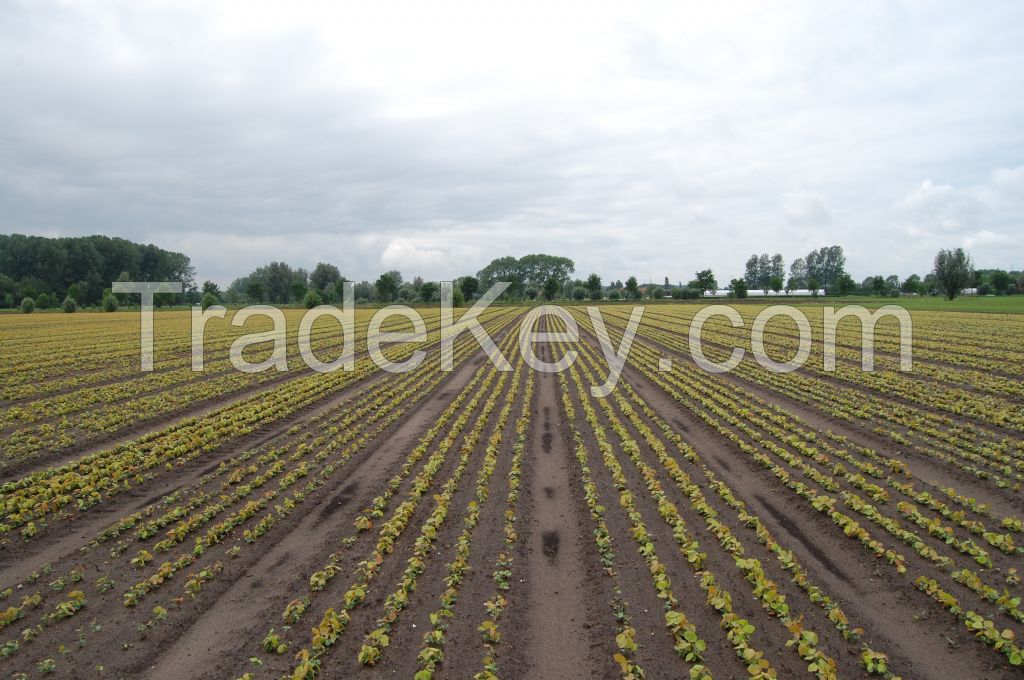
[0,233,195,310]
[5,233,1020,314]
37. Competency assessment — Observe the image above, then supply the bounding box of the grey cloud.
[1,1,1023,286]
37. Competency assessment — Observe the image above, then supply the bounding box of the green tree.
[729,278,748,299]
[303,289,322,309]
[901,274,922,295]
[20,297,34,313]
[310,263,342,291]
[572,287,586,300]
[375,272,400,302]
[933,248,974,300]
[769,275,784,295]
[808,276,820,297]
[451,287,465,306]
[585,273,602,300]
[693,269,717,295]
[62,296,77,313]
[246,280,264,303]
[102,293,119,312]
[543,277,559,301]
[835,273,856,296]
[201,280,220,297]
[991,270,1011,295]
[419,281,438,302]
[872,275,887,296]
[459,276,479,300]
[624,276,639,300]
[200,292,218,311]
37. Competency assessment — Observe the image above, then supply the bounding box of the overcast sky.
[1,1,1022,287]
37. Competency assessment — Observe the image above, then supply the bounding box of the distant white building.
[703,288,825,298]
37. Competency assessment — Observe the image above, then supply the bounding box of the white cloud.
[896,180,987,234]
[380,240,449,272]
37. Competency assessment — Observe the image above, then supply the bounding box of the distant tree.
[572,287,587,300]
[460,276,480,300]
[788,258,807,289]
[200,292,218,311]
[451,287,465,306]
[808,276,820,297]
[805,245,846,293]
[757,253,772,293]
[624,276,639,300]
[769,275,784,295]
[770,254,785,285]
[202,280,220,297]
[20,297,34,313]
[835,273,856,296]
[375,272,400,302]
[419,281,438,302]
[585,273,602,300]
[290,280,308,303]
[693,269,717,295]
[901,274,922,295]
[872,275,887,296]
[103,293,119,312]
[729,278,748,299]
[543,277,559,301]
[246,280,264,303]
[933,248,974,300]
[303,289,322,309]
[991,270,1011,295]
[62,296,77,313]
[608,289,621,300]
[744,254,759,289]
[310,263,342,291]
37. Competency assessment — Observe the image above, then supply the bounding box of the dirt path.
[514,335,601,679]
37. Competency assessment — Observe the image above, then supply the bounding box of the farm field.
[0,302,1022,680]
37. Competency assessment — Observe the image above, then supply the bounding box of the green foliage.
[303,290,322,309]
[61,296,77,313]
[542,276,559,301]
[375,272,400,302]
[102,293,119,312]
[19,297,34,313]
[933,247,974,300]
[624,275,639,299]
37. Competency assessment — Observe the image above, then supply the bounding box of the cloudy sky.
[1,0,1022,286]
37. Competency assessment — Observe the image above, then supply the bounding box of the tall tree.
[693,269,717,295]
[585,273,602,300]
[375,272,400,302]
[933,248,974,300]
[743,254,759,289]
[788,258,807,289]
[460,276,479,300]
[757,253,771,293]
[310,262,342,291]
[542,277,559,301]
[624,276,639,300]
[770,254,785,283]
